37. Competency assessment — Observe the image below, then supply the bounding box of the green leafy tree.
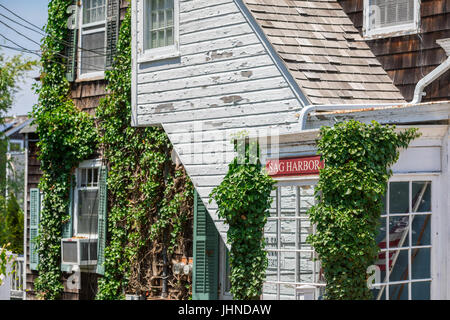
[0,194,24,254]
[307,120,420,300]
[210,138,275,300]
[0,52,36,119]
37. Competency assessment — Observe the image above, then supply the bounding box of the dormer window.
[137,0,179,62]
[79,0,107,78]
[363,0,420,39]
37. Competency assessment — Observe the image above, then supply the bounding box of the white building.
[131,0,450,299]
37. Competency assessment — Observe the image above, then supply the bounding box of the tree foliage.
[0,52,36,119]
[0,194,24,254]
[307,120,420,300]
[210,138,275,300]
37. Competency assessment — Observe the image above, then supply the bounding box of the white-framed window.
[363,0,420,39]
[372,176,435,300]
[137,0,180,62]
[8,140,23,153]
[262,181,326,300]
[73,159,101,237]
[78,0,107,79]
[264,175,438,300]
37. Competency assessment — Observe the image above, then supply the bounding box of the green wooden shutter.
[96,166,108,275]
[192,190,219,300]
[29,188,41,271]
[105,0,120,69]
[65,1,78,82]
[61,178,74,272]
[62,177,74,239]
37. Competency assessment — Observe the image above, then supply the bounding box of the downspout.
[299,38,450,130]
[411,38,450,104]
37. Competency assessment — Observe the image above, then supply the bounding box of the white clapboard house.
[131,0,450,300]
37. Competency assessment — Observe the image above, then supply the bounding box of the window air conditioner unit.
[61,238,98,266]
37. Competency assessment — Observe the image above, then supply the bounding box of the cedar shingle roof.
[243,0,407,105]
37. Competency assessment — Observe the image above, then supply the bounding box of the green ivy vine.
[95,7,193,300]
[307,120,420,300]
[32,0,98,299]
[210,138,275,300]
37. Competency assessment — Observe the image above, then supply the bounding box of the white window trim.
[263,180,326,301]
[363,0,421,39]
[137,0,180,63]
[8,139,24,154]
[370,174,439,300]
[77,0,106,80]
[73,159,102,238]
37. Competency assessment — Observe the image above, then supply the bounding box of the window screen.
[77,189,99,234]
[145,0,174,49]
[81,30,106,75]
[369,0,416,30]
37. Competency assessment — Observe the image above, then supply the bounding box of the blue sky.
[0,0,48,117]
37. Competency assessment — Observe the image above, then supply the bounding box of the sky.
[0,0,48,117]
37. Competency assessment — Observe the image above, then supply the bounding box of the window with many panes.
[79,0,107,77]
[139,0,179,61]
[74,162,100,236]
[263,183,325,300]
[364,0,420,38]
[373,179,433,300]
[145,0,174,49]
[264,178,434,300]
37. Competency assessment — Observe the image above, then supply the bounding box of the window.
[138,0,179,62]
[265,177,436,300]
[145,0,174,49]
[79,0,107,77]
[74,161,101,236]
[8,140,23,153]
[373,179,433,300]
[262,183,325,300]
[364,0,420,38]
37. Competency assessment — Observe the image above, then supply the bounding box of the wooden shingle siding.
[338,0,450,101]
[24,136,41,299]
[134,0,304,242]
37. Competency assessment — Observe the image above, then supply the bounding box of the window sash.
[74,165,101,236]
[264,177,435,300]
[79,0,106,77]
[145,0,175,50]
[137,0,180,63]
[373,180,433,300]
[83,0,106,25]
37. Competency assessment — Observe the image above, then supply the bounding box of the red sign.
[266,156,324,177]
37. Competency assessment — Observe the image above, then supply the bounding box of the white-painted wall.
[132,0,304,242]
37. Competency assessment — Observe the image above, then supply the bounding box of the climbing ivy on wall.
[31,0,98,299]
[307,120,420,300]
[210,138,275,300]
[95,7,193,300]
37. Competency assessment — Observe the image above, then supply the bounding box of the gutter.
[299,38,450,130]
